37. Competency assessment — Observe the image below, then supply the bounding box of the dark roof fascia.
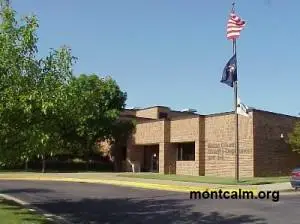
[249,109,299,119]
[136,105,170,110]
[169,114,204,121]
[204,111,235,117]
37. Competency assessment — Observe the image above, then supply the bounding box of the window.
[159,112,168,119]
[177,142,195,161]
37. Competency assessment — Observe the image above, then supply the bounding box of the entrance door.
[143,145,159,172]
[150,152,158,172]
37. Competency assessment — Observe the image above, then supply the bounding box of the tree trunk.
[85,141,90,171]
[85,152,89,171]
[24,158,28,171]
[42,155,46,173]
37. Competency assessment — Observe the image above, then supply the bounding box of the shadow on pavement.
[32,197,267,224]
[0,188,53,194]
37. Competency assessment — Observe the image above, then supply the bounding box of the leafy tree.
[62,74,127,170]
[0,2,76,171]
[288,121,300,154]
[0,1,40,167]
[24,47,76,172]
[0,2,129,173]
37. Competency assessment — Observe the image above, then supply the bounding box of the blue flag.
[221,54,237,87]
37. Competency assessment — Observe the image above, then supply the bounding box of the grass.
[0,198,54,224]
[118,173,290,185]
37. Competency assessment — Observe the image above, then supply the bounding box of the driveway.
[0,180,299,224]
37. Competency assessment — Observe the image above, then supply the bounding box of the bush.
[0,160,113,172]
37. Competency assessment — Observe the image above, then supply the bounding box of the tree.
[0,2,129,173]
[108,119,136,171]
[61,74,127,170]
[24,47,76,172]
[288,121,300,154]
[0,1,40,167]
[0,2,76,171]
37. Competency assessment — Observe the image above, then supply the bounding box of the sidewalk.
[0,172,296,193]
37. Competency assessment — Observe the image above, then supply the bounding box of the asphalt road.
[0,180,299,224]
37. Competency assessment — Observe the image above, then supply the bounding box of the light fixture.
[280,133,284,139]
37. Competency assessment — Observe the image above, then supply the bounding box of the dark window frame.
[177,142,195,161]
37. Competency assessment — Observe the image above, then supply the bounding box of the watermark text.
[189,189,279,202]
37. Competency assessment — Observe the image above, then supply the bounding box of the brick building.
[114,106,300,178]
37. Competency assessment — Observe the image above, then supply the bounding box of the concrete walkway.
[0,172,296,193]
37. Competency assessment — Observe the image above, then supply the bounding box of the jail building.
[111,106,300,177]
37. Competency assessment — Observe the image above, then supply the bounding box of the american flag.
[226,12,246,40]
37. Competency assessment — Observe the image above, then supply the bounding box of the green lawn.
[118,173,290,185]
[0,198,54,224]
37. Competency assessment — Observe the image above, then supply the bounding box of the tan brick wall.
[199,117,205,175]
[176,161,199,176]
[120,109,136,117]
[97,140,111,156]
[253,111,300,177]
[125,106,300,177]
[133,120,165,144]
[169,117,203,176]
[136,108,158,119]
[204,113,254,177]
[170,117,200,142]
[130,115,205,176]
[135,106,198,120]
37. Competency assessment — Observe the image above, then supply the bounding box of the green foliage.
[287,121,300,154]
[0,3,41,166]
[0,3,128,170]
[110,119,136,145]
[61,74,127,161]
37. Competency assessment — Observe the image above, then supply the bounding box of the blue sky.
[12,0,300,116]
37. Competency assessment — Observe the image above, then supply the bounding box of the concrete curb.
[1,175,297,195]
[0,193,71,224]
[0,176,259,194]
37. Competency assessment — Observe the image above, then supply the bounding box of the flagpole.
[233,39,239,182]
[231,1,239,182]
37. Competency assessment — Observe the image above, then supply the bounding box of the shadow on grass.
[31,197,267,224]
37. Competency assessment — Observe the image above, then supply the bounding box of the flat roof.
[124,106,300,119]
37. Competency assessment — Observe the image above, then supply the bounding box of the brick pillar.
[159,143,166,174]
[159,119,171,174]
[195,141,200,176]
[199,117,205,176]
[159,142,176,174]
[165,143,176,174]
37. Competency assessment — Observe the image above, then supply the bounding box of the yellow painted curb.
[0,176,258,195]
